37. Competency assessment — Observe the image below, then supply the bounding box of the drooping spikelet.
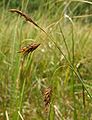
[10,9,46,34]
[42,87,52,113]
[18,43,40,56]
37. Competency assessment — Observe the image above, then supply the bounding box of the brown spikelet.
[18,43,40,56]
[42,87,52,113]
[10,9,46,34]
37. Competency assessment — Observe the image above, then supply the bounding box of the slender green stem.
[47,34,92,99]
[59,25,70,60]
[71,23,77,120]
[17,78,26,120]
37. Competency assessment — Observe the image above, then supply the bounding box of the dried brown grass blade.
[10,9,46,34]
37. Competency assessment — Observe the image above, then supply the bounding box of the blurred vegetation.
[0,0,92,22]
[0,0,92,13]
[0,0,92,120]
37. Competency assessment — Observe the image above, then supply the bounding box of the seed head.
[42,87,52,113]
[18,43,40,56]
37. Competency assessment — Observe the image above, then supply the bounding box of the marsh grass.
[0,0,92,120]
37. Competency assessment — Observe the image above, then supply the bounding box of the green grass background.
[0,0,92,120]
